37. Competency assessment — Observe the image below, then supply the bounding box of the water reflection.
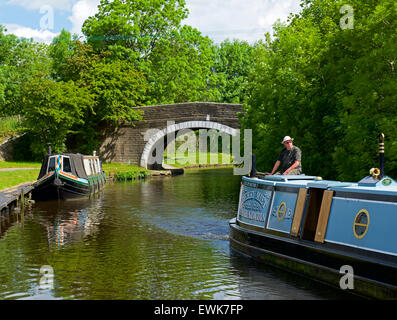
[37,198,105,248]
[0,168,358,300]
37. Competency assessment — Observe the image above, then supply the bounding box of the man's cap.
[281,136,294,144]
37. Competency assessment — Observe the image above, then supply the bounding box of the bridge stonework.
[98,102,243,168]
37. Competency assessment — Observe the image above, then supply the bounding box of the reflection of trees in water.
[139,168,241,214]
[0,171,357,300]
[0,203,34,240]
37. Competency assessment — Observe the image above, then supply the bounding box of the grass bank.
[102,163,148,181]
[0,161,148,190]
[0,152,231,191]
[0,169,39,191]
[163,151,233,169]
[0,161,41,169]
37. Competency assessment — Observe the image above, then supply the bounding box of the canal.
[0,168,358,300]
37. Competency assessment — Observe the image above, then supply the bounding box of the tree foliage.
[82,0,189,61]
[211,39,257,104]
[3,0,395,177]
[82,0,218,104]
[19,73,93,158]
[242,0,397,181]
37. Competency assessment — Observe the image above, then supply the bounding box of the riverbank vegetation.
[164,152,233,168]
[1,0,396,181]
[0,161,148,188]
[102,163,148,181]
[0,169,39,191]
[0,117,20,144]
[242,0,397,181]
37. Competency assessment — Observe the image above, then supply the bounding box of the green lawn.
[0,161,41,169]
[0,161,41,191]
[0,169,39,191]
[163,151,233,168]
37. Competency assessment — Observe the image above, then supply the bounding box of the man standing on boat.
[264,136,302,175]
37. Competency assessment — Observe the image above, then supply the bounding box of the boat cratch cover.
[38,153,88,180]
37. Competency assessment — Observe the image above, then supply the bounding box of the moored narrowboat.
[229,134,397,299]
[32,151,106,201]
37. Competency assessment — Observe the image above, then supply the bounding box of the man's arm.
[265,160,280,175]
[282,160,300,175]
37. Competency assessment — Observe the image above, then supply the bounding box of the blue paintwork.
[267,190,299,233]
[237,177,274,228]
[324,175,397,255]
[237,176,314,230]
[237,173,397,256]
[325,196,397,255]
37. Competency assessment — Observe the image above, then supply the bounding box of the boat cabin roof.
[38,153,100,180]
[247,174,397,195]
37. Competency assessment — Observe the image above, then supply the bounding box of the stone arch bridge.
[99,102,243,169]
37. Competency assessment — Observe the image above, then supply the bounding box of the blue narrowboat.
[32,150,106,201]
[229,134,397,299]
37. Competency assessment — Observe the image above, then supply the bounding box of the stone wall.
[99,102,243,167]
[0,135,23,161]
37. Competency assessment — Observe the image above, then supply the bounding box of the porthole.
[277,202,287,221]
[353,209,370,239]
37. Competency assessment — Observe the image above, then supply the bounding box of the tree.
[49,40,148,153]
[19,72,94,158]
[242,0,397,181]
[82,0,216,104]
[82,0,188,61]
[147,25,217,104]
[48,29,77,80]
[327,0,397,180]
[210,39,256,104]
[0,26,50,116]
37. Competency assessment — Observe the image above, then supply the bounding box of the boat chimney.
[47,143,52,155]
[379,133,385,178]
[249,154,256,177]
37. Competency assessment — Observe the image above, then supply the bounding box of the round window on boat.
[353,209,370,239]
[277,202,287,221]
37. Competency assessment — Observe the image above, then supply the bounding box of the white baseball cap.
[281,136,294,144]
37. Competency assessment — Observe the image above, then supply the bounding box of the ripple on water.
[0,170,359,300]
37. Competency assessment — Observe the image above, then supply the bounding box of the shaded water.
[0,168,357,300]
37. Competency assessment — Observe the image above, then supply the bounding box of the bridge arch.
[140,120,237,169]
[99,102,242,166]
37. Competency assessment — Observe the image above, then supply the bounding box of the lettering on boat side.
[276,202,287,221]
[271,203,293,220]
[339,265,354,290]
[244,181,258,188]
[238,189,272,226]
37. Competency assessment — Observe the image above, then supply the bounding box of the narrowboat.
[229,134,397,299]
[32,151,106,201]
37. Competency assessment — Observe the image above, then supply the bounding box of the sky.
[0,0,303,44]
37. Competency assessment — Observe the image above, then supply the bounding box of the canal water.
[0,168,358,300]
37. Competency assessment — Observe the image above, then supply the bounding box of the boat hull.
[32,173,104,201]
[229,218,397,299]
